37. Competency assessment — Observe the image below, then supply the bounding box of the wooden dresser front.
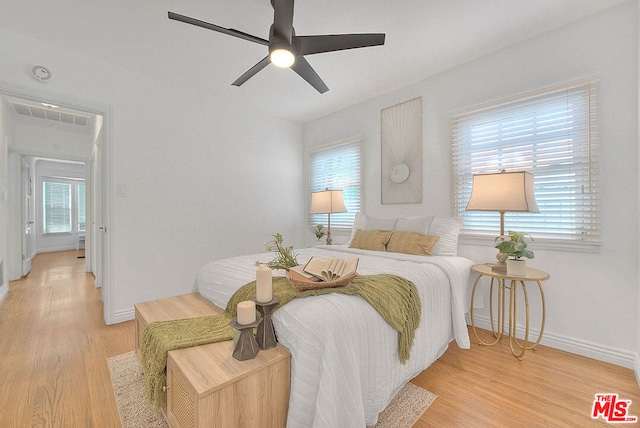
[135,293,291,428]
[167,342,290,428]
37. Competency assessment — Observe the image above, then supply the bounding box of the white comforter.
[195,245,473,427]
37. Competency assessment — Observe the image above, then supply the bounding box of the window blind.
[451,81,600,244]
[43,181,72,233]
[308,139,362,230]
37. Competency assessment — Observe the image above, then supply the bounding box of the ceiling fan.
[168,0,385,93]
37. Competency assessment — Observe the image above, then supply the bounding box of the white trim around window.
[41,176,86,235]
[307,137,362,230]
[451,79,600,248]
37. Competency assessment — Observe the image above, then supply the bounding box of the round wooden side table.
[470,264,550,359]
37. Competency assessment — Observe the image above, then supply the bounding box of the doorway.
[1,86,113,324]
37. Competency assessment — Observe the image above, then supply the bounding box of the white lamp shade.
[466,171,539,213]
[310,189,347,214]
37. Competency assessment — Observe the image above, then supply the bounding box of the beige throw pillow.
[386,231,440,256]
[349,229,393,251]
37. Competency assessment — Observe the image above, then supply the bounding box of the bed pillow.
[428,216,463,256]
[347,214,397,245]
[386,231,440,256]
[347,212,367,244]
[366,216,397,231]
[394,216,434,234]
[349,229,393,251]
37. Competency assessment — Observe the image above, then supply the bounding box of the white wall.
[0,27,304,322]
[0,99,10,301]
[636,0,640,383]
[6,152,20,284]
[304,2,638,367]
[12,117,93,161]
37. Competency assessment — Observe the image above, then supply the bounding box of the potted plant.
[314,224,326,241]
[494,231,534,276]
[258,233,299,271]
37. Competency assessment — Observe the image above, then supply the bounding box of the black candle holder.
[255,296,279,350]
[229,317,262,361]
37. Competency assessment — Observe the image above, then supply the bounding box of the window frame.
[451,80,600,249]
[42,177,86,235]
[307,137,362,231]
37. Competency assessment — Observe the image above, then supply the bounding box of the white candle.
[237,300,256,325]
[256,266,273,303]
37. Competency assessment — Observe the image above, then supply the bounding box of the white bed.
[195,243,473,427]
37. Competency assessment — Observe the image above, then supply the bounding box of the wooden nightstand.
[470,264,550,359]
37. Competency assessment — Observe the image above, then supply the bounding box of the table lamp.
[310,188,347,245]
[466,170,539,264]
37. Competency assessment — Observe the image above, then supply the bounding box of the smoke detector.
[31,66,52,83]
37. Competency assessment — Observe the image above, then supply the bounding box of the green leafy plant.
[314,224,326,240]
[494,231,534,262]
[258,233,299,271]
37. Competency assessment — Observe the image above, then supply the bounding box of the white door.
[21,160,32,276]
[92,136,104,289]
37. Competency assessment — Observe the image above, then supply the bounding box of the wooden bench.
[134,293,222,361]
[135,293,290,428]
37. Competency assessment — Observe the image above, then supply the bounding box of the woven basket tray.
[286,270,357,291]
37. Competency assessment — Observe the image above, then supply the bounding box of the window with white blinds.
[43,181,72,233]
[452,81,600,244]
[43,179,86,234]
[308,139,362,230]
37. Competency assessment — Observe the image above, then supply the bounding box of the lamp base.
[490,250,507,272]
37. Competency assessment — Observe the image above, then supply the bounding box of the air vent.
[12,102,90,127]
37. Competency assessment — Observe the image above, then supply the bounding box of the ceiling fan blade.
[272,0,294,42]
[168,11,269,46]
[232,56,271,87]
[294,33,385,55]
[291,56,329,94]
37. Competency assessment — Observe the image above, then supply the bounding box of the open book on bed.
[290,256,359,282]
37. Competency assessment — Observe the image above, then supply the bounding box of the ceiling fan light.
[270,48,295,68]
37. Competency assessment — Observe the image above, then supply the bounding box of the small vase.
[506,259,527,276]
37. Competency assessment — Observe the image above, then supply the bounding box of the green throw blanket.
[141,274,421,409]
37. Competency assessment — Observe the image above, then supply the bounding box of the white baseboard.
[35,246,80,254]
[112,307,135,324]
[467,313,636,369]
[0,284,8,305]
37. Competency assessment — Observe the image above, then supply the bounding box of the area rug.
[107,351,436,428]
[107,352,167,428]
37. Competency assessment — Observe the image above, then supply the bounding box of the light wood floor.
[412,332,640,427]
[0,250,133,428]
[1,251,638,427]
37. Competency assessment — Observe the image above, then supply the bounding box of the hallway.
[0,250,133,427]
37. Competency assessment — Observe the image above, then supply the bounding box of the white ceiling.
[0,0,629,123]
